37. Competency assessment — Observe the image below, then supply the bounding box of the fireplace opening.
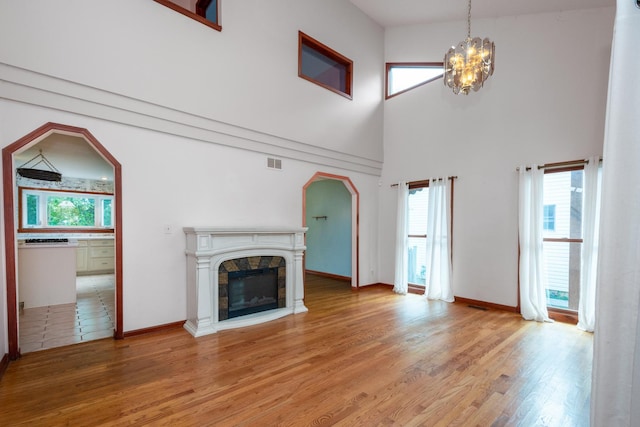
[228,267,279,318]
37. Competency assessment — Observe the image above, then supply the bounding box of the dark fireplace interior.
[228,267,278,318]
[218,256,286,321]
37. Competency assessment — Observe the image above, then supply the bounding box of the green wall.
[305,180,352,277]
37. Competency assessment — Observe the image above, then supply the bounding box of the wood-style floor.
[0,274,592,426]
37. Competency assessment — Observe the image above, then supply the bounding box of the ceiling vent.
[267,157,282,170]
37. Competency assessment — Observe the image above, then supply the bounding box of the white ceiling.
[14,133,114,182]
[349,0,615,27]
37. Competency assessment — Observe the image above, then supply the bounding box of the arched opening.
[302,172,359,288]
[3,123,123,360]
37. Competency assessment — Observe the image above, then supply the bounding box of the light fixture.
[444,0,495,95]
[17,149,62,182]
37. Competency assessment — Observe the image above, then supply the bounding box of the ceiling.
[349,0,615,27]
[14,133,114,182]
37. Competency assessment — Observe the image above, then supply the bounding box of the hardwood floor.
[0,274,592,426]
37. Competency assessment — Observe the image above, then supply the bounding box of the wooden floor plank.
[0,274,592,426]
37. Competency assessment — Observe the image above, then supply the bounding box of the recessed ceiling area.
[349,0,615,27]
[14,133,114,182]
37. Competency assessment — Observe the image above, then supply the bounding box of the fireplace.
[218,256,286,320]
[183,227,307,337]
[228,268,278,317]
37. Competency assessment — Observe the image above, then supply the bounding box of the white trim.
[0,62,383,176]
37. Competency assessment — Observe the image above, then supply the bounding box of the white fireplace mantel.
[183,227,308,337]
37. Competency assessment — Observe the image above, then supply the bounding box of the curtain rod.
[390,176,458,188]
[516,157,602,172]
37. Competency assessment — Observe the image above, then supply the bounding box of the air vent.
[267,157,282,170]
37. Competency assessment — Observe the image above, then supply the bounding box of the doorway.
[2,122,123,360]
[302,172,359,288]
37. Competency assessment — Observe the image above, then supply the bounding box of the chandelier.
[444,0,495,95]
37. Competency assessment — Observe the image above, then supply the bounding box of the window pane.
[407,188,429,285]
[543,170,583,239]
[388,65,443,96]
[26,194,39,226]
[47,196,95,227]
[103,199,113,227]
[301,45,348,93]
[408,188,428,235]
[299,32,352,97]
[543,241,581,310]
[205,0,217,23]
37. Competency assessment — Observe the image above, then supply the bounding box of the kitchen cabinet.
[19,241,78,308]
[76,240,88,272]
[77,239,115,275]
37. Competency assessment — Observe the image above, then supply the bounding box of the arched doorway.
[302,172,359,288]
[2,122,123,360]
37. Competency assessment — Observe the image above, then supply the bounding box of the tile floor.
[19,274,115,354]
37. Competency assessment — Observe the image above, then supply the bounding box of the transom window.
[299,31,353,99]
[19,187,114,232]
[154,0,221,31]
[386,63,444,99]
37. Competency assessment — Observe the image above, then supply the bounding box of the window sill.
[18,228,115,234]
[548,307,578,325]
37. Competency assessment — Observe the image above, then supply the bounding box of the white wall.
[0,0,384,348]
[0,0,383,162]
[379,8,614,306]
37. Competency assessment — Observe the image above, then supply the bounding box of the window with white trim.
[20,188,114,231]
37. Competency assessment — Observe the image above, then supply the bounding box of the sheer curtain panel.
[393,182,409,294]
[425,178,454,302]
[518,166,551,322]
[577,157,601,332]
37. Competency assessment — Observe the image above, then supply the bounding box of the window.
[386,63,444,99]
[407,183,430,285]
[196,0,218,23]
[542,168,584,310]
[154,0,221,31]
[299,31,353,99]
[543,204,556,231]
[19,188,114,232]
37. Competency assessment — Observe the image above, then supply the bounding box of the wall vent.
[267,157,282,170]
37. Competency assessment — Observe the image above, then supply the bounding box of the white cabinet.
[76,240,88,272]
[77,239,115,275]
[19,244,77,309]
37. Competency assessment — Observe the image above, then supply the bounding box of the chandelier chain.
[467,0,472,39]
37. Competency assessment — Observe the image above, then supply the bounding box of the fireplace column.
[293,249,308,314]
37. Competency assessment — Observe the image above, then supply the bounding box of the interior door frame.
[302,172,359,288]
[2,122,123,360]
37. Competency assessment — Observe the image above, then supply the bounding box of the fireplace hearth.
[183,227,307,337]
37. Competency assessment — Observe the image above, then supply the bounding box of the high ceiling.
[350,0,615,27]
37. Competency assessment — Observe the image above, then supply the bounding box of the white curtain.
[518,166,551,322]
[592,1,640,425]
[424,178,454,302]
[577,157,601,332]
[393,181,409,294]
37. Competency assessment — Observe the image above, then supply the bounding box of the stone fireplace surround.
[183,227,308,337]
